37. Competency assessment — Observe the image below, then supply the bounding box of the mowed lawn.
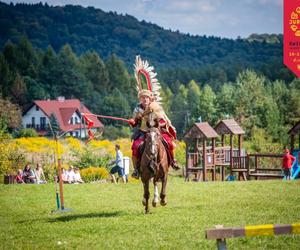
[1,178,300,249]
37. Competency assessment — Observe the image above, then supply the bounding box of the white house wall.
[22,105,49,129]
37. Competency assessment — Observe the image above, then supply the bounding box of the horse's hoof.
[145,209,150,214]
[160,200,167,206]
[152,201,157,207]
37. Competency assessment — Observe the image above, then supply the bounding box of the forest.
[0,1,293,86]
[0,37,299,146]
[0,2,299,151]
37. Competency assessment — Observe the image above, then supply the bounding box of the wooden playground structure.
[184,119,300,181]
[184,119,245,181]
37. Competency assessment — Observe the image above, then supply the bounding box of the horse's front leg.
[142,180,150,214]
[160,175,168,206]
[152,180,159,207]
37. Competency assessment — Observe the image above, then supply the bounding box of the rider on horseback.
[128,56,180,179]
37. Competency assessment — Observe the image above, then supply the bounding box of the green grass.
[1,178,300,249]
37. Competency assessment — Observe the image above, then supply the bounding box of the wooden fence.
[206,223,300,249]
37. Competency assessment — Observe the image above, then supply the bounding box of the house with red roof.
[22,97,103,137]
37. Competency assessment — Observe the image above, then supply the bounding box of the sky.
[2,0,282,38]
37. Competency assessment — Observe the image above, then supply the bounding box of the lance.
[81,112,131,123]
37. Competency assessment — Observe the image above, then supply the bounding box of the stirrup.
[171,161,180,170]
[131,169,140,179]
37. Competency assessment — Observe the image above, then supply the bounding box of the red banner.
[284,0,300,77]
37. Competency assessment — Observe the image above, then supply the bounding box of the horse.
[140,112,170,214]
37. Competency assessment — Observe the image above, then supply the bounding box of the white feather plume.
[133,55,162,104]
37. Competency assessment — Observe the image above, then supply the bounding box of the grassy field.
[1,178,300,249]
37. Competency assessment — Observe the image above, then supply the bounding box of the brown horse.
[140,115,169,214]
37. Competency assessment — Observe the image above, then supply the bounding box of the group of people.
[15,163,47,184]
[61,166,84,184]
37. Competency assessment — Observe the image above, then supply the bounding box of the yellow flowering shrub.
[64,137,84,154]
[80,167,109,182]
[175,141,186,166]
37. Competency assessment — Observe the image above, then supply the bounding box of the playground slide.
[291,150,300,180]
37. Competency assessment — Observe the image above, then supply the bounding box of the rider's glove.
[128,119,136,127]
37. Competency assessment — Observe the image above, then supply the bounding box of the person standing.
[110,144,126,183]
[282,148,296,180]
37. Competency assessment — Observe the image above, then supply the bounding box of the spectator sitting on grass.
[35,163,47,184]
[23,163,36,184]
[61,167,68,183]
[66,165,75,184]
[74,167,84,184]
[15,169,24,184]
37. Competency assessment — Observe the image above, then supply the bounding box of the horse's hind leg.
[142,180,150,214]
[160,175,168,206]
[152,181,159,207]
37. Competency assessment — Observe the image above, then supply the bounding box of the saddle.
[137,136,172,166]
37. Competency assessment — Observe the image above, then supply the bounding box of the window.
[31,117,35,127]
[36,105,39,111]
[75,117,78,124]
[70,117,74,124]
[40,117,46,130]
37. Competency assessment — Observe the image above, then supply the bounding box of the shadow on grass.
[48,211,125,222]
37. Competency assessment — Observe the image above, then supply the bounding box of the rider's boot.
[170,149,180,170]
[131,156,140,179]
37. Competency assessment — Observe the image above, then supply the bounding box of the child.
[15,169,24,184]
[282,148,296,180]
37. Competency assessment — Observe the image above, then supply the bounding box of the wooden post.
[203,139,206,181]
[291,134,295,152]
[255,155,258,180]
[196,138,199,164]
[247,154,250,180]
[185,140,189,181]
[230,134,233,176]
[57,158,65,210]
[212,138,216,181]
[221,166,225,181]
[238,135,242,156]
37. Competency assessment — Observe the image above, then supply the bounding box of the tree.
[101,88,131,125]
[10,73,28,107]
[216,83,235,119]
[0,97,22,130]
[169,84,188,137]
[233,70,266,136]
[56,44,92,100]
[0,53,12,98]
[106,54,133,98]
[186,80,201,120]
[198,84,217,124]
[79,51,109,93]
[47,113,61,137]
[38,46,60,98]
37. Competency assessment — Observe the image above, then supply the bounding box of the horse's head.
[145,112,161,158]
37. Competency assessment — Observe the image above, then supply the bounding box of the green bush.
[72,148,111,169]
[80,167,109,182]
[14,128,38,138]
[102,125,131,140]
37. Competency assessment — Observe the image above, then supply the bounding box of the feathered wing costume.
[133,55,176,139]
